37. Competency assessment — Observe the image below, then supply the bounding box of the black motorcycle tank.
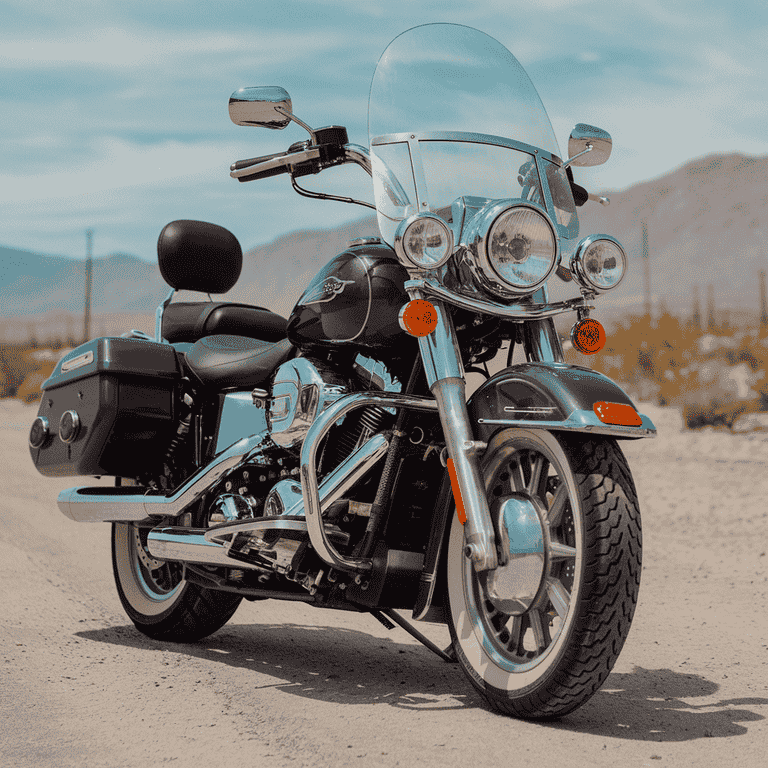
[287,242,410,351]
[30,337,180,477]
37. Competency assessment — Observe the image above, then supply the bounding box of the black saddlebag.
[29,337,180,478]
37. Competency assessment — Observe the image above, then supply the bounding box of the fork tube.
[411,294,498,572]
[523,318,564,363]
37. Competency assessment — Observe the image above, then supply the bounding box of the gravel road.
[1,398,766,767]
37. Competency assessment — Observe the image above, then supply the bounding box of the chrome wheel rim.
[464,431,579,672]
[130,525,184,601]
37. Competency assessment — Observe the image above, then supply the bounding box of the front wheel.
[446,429,642,719]
[112,522,242,642]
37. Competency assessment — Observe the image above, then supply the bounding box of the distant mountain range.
[2,151,768,341]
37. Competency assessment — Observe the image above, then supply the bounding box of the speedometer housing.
[461,200,560,299]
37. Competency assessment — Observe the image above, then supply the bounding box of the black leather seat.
[184,335,295,389]
[162,302,287,344]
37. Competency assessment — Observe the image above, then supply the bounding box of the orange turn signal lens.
[593,401,642,427]
[570,317,605,354]
[398,299,438,337]
[446,458,467,525]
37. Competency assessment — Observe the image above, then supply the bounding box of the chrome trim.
[58,410,81,444]
[342,144,372,176]
[406,277,591,320]
[29,416,49,448]
[210,432,391,546]
[57,433,270,522]
[300,392,439,574]
[570,234,627,293]
[215,392,268,454]
[476,408,657,438]
[407,294,497,572]
[431,377,497,572]
[371,131,561,166]
[523,319,565,363]
[412,298,464,386]
[155,287,175,343]
[61,351,93,373]
[229,86,293,129]
[566,123,612,168]
[461,200,560,298]
[146,527,266,569]
[393,213,454,270]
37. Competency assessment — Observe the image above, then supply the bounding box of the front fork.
[411,295,498,572]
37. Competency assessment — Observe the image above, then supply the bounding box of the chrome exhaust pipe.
[146,527,266,569]
[57,433,268,523]
[147,433,390,567]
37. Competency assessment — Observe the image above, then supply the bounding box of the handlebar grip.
[230,151,286,172]
[230,146,322,182]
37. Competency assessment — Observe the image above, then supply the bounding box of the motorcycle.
[29,24,655,719]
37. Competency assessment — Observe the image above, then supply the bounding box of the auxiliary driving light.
[571,317,605,355]
[393,213,453,270]
[571,234,626,292]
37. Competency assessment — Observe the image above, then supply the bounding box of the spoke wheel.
[446,429,641,719]
[112,522,242,642]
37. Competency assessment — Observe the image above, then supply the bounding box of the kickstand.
[370,608,458,663]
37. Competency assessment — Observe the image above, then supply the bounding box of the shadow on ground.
[77,623,768,739]
[554,666,767,741]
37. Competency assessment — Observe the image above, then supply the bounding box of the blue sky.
[2,0,767,262]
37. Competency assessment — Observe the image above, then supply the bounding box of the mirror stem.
[562,142,593,169]
[275,106,317,144]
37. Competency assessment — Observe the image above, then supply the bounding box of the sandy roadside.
[0,397,766,768]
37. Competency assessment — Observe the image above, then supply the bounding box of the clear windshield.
[368,24,577,246]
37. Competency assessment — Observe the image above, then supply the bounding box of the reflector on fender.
[398,299,438,337]
[446,458,467,525]
[593,401,642,426]
[570,317,605,354]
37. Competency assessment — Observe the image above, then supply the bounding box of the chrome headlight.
[393,213,454,270]
[571,235,626,292]
[464,201,559,298]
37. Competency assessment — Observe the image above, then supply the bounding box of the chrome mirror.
[229,86,293,129]
[565,124,612,167]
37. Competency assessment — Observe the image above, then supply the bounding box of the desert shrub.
[0,342,57,400]
[569,313,768,430]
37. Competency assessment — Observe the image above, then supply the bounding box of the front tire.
[112,522,242,642]
[446,429,641,719]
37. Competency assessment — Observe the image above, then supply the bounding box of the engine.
[267,357,347,448]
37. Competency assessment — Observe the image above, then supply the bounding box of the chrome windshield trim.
[406,278,591,320]
[371,131,562,166]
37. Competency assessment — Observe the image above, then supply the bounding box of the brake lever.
[230,150,289,172]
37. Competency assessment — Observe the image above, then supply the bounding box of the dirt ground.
[1,397,766,768]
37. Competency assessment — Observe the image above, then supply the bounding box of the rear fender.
[467,362,656,442]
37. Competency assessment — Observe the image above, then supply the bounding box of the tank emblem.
[300,277,355,306]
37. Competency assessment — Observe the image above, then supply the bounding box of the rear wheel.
[112,522,242,642]
[446,429,641,719]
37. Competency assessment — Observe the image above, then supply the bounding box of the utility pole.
[707,284,716,333]
[760,269,768,331]
[692,285,701,332]
[641,220,651,325]
[83,229,93,343]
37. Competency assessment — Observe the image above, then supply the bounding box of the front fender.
[467,362,656,441]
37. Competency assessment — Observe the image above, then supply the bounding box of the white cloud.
[0,27,348,69]
[0,137,264,202]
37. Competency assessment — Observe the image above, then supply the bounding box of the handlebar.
[230,145,323,182]
[230,125,356,183]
